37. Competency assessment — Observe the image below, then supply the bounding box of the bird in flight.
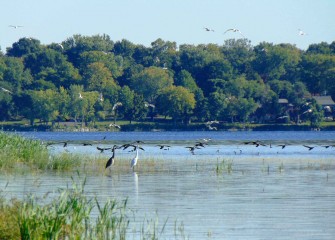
[224,28,245,37]
[204,27,215,32]
[9,25,23,29]
[298,29,308,36]
[57,43,64,50]
[1,87,12,94]
[109,123,121,129]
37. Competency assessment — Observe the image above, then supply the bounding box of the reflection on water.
[1,131,335,239]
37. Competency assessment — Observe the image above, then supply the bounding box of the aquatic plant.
[0,176,189,239]
[0,131,49,170]
[215,158,233,174]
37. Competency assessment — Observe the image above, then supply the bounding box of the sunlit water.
[1,131,335,239]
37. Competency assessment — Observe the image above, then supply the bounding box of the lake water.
[1,131,335,239]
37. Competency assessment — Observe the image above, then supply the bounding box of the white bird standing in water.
[130,146,139,171]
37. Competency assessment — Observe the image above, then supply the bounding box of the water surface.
[1,131,334,239]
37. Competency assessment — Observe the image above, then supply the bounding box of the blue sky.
[1,0,334,53]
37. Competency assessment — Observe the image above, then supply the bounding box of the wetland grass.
[215,158,233,174]
[0,131,49,170]
[0,176,188,240]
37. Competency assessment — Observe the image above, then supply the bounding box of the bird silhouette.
[97,146,111,153]
[106,145,118,169]
[157,144,170,150]
[303,145,315,151]
[204,27,215,32]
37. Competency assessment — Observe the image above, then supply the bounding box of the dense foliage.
[1,35,335,127]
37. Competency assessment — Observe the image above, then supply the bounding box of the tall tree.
[156,86,195,125]
[129,66,173,103]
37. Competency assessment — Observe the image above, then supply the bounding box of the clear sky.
[1,0,334,53]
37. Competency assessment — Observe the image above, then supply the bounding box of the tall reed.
[0,131,49,170]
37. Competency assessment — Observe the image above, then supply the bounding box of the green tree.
[30,89,60,124]
[6,37,42,57]
[82,62,116,91]
[300,53,335,95]
[129,66,173,103]
[156,86,195,125]
[24,49,81,88]
[253,43,301,82]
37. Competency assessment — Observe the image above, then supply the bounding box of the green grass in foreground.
[0,175,188,240]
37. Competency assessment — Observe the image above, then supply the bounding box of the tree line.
[0,35,335,128]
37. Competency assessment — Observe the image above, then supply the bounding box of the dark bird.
[195,142,208,148]
[244,141,266,147]
[204,27,215,32]
[97,146,111,153]
[185,146,202,155]
[106,145,118,169]
[277,144,287,149]
[303,145,315,151]
[121,143,145,152]
[157,144,170,150]
[82,143,92,146]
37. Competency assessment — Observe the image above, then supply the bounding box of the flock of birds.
[203,26,308,38]
[45,136,334,172]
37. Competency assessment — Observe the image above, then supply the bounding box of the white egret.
[79,93,83,99]
[130,146,139,171]
[99,93,103,102]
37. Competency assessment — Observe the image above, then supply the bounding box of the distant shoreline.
[2,122,334,132]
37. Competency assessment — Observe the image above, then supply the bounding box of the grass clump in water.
[0,131,49,170]
[216,158,233,174]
